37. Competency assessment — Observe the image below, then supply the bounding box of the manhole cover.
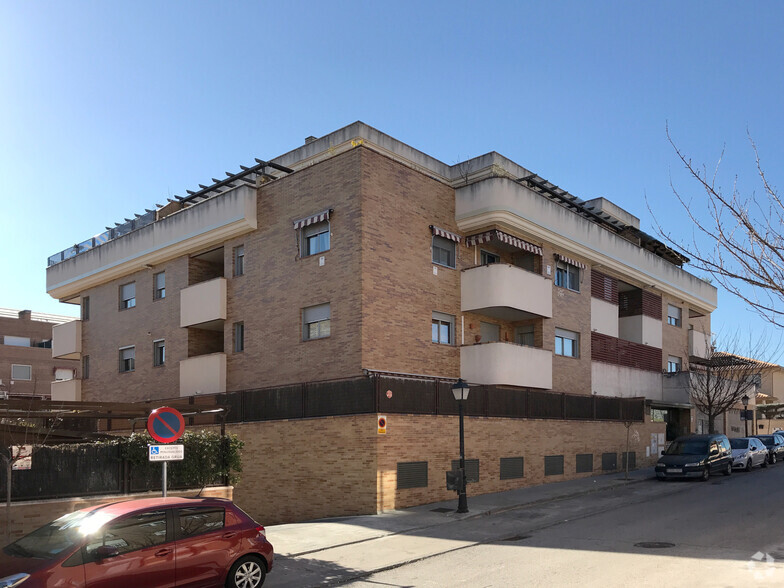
[635,542,675,549]
[501,535,531,542]
[431,507,453,513]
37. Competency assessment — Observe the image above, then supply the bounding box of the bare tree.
[652,125,784,328]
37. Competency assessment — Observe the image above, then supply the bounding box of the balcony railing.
[180,353,226,396]
[51,320,82,359]
[689,330,710,359]
[180,278,227,328]
[462,264,552,319]
[461,341,552,388]
[51,379,81,402]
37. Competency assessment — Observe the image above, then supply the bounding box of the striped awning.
[555,253,587,269]
[293,209,331,230]
[465,229,542,255]
[430,225,462,243]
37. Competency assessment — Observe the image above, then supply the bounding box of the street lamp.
[452,378,470,514]
[742,394,750,437]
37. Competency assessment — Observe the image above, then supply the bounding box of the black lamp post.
[452,378,470,514]
[742,394,750,437]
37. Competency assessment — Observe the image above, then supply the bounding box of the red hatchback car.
[0,496,273,587]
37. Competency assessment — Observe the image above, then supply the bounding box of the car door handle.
[155,548,173,557]
[222,532,237,539]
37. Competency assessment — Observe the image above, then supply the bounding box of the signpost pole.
[162,461,167,498]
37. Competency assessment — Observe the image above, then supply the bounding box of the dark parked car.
[655,434,733,481]
[753,433,784,464]
[0,496,273,588]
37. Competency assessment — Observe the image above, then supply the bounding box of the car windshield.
[730,439,749,449]
[665,440,709,455]
[3,509,112,560]
[756,436,773,444]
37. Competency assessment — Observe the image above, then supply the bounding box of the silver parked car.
[730,437,769,471]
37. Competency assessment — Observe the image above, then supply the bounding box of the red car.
[0,496,273,587]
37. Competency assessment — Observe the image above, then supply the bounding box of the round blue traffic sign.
[147,407,185,443]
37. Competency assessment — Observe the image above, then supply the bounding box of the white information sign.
[148,444,184,462]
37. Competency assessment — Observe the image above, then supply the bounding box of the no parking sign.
[147,406,185,443]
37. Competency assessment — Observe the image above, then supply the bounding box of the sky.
[1,1,783,358]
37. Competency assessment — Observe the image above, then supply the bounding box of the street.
[267,464,784,587]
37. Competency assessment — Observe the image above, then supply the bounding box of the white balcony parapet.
[179,353,227,396]
[51,379,81,401]
[461,342,552,389]
[52,320,82,359]
[689,330,710,359]
[180,278,227,328]
[462,264,552,320]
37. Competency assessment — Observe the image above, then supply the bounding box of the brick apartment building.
[0,308,78,398]
[45,122,717,523]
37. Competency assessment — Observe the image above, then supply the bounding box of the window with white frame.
[153,340,165,366]
[119,346,135,373]
[233,245,245,276]
[432,236,456,268]
[303,303,331,340]
[515,325,535,347]
[667,355,681,373]
[480,250,500,265]
[120,282,136,309]
[555,328,579,357]
[431,312,454,345]
[153,272,166,300]
[667,304,681,327]
[303,222,330,256]
[555,261,580,292]
[11,364,32,380]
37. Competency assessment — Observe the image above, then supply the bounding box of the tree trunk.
[4,457,11,545]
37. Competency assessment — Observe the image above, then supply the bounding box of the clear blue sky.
[2,1,782,356]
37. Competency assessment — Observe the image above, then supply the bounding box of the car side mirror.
[95,545,119,559]
[710,449,719,456]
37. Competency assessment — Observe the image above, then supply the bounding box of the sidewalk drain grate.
[635,542,675,549]
[501,535,531,542]
[431,507,453,513]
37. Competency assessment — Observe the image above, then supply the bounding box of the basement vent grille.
[622,451,637,470]
[576,453,594,473]
[397,461,428,489]
[500,457,524,480]
[544,455,564,476]
[602,452,618,471]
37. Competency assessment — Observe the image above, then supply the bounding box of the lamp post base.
[457,491,468,513]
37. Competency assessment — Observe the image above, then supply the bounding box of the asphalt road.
[337,464,784,587]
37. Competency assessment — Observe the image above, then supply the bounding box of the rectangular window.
[11,364,32,380]
[303,304,331,340]
[85,510,167,561]
[119,346,135,373]
[515,325,535,347]
[432,235,456,268]
[667,355,681,373]
[82,355,90,380]
[233,322,244,352]
[153,272,166,300]
[81,296,90,320]
[555,328,579,357]
[178,507,225,538]
[667,304,681,326]
[3,336,30,347]
[431,311,455,345]
[120,282,136,309]
[233,245,245,276]
[555,261,580,292]
[303,221,330,256]
[480,250,500,265]
[480,321,500,343]
[153,340,165,366]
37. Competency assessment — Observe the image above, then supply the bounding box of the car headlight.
[684,461,703,467]
[656,462,667,467]
[0,574,30,588]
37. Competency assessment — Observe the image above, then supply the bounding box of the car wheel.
[723,462,732,476]
[745,459,752,472]
[772,453,777,465]
[761,458,768,469]
[701,466,710,481]
[226,555,266,588]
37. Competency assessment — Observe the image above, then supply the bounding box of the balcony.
[179,352,227,396]
[51,320,82,359]
[181,277,227,329]
[462,264,552,320]
[51,379,81,402]
[689,329,710,360]
[461,342,552,388]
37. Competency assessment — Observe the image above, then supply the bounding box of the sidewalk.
[267,466,656,559]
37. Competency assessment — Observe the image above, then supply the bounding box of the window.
[480,321,500,343]
[667,355,681,373]
[233,322,244,352]
[153,340,165,366]
[178,507,225,538]
[431,312,454,345]
[515,325,535,347]
[233,245,245,276]
[119,346,135,372]
[85,510,167,561]
[303,221,330,256]
[481,250,500,265]
[120,282,136,309]
[667,304,681,326]
[303,304,331,340]
[81,296,90,320]
[11,364,32,380]
[432,235,456,268]
[3,336,30,347]
[555,328,579,357]
[555,261,580,292]
[82,355,90,380]
[153,272,166,300]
